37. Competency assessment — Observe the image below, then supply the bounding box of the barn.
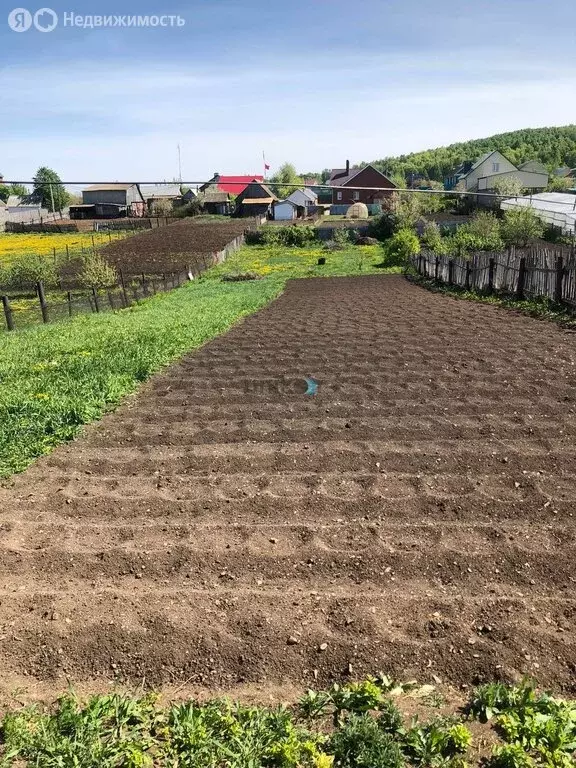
[81,184,146,218]
[235,181,278,218]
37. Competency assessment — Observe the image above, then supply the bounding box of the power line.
[2,179,574,206]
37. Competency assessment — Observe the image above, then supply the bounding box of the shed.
[274,200,298,221]
[82,184,145,217]
[201,190,233,215]
[235,181,278,218]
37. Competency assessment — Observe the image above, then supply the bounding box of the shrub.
[385,228,420,265]
[500,208,545,247]
[368,211,399,241]
[78,252,119,289]
[0,254,59,289]
[466,211,501,241]
[329,714,403,768]
[253,226,319,247]
[420,221,443,250]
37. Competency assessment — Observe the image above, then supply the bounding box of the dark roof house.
[200,174,264,196]
[328,161,397,205]
[235,181,278,217]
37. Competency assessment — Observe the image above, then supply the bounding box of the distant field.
[0,232,125,266]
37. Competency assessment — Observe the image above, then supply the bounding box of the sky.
[1,0,576,185]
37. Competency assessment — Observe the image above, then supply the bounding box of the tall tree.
[269,162,304,199]
[31,167,70,212]
[9,183,29,198]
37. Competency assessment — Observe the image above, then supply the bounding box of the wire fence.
[409,245,576,307]
[0,233,247,333]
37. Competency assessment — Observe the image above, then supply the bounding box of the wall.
[83,189,128,205]
[464,152,516,191]
[477,170,548,191]
[274,202,296,221]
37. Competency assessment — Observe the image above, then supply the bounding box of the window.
[492,162,500,172]
[352,190,360,200]
[337,191,342,200]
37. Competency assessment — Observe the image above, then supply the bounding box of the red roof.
[215,175,264,195]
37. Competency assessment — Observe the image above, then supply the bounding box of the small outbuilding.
[274,199,298,221]
[235,181,278,218]
[345,202,369,219]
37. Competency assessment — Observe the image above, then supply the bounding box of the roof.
[139,184,182,199]
[202,191,230,203]
[276,199,298,207]
[202,175,265,195]
[241,197,276,204]
[329,164,396,188]
[554,167,576,178]
[83,184,138,191]
[518,160,548,174]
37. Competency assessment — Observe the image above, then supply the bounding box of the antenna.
[177,144,182,184]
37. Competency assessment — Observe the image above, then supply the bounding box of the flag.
[264,163,270,171]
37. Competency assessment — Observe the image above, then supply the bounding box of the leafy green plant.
[0,254,59,289]
[486,744,536,768]
[402,716,472,766]
[500,208,545,247]
[78,252,119,289]
[328,714,403,768]
[385,227,421,265]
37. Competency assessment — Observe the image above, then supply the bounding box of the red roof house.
[200,174,264,196]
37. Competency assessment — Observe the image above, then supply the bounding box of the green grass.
[207,243,400,281]
[0,243,398,478]
[1,677,573,766]
[0,279,282,477]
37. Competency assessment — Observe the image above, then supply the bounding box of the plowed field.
[1,275,575,698]
[102,218,251,273]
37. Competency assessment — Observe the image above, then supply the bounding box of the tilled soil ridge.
[1,275,575,695]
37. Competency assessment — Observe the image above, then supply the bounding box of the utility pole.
[177,144,182,184]
[49,182,55,214]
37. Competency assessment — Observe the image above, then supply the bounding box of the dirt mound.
[101,218,251,274]
[0,275,575,698]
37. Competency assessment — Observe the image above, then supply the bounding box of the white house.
[273,199,298,221]
[501,193,576,235]
[287,188,317,209]
[451,150,548,193]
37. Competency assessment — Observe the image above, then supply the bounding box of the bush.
[252,226,319,247]
[368,212,399,241]
[0,254,59,289]
[329,714,403,768]
[385,228,420,265]
[501,208,545,247]
[78,252,119,289]
[420,221,443,251]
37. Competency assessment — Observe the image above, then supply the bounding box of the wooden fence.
[410,246,576,308]
[0,233,247,332]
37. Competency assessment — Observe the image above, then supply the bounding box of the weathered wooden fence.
[410,246,576,307]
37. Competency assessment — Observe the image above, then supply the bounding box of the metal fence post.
[1,295,14,331]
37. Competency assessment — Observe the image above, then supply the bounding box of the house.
[235,181,278,217]
[447,151,548,195]
[501,192,576,236]
[328,161,397,205]
[139,184,182,213]
[273,199,298,221]
[201,190,234,215]
[81,183,146,217]
[287,188,318,211]
[200,174,264,197]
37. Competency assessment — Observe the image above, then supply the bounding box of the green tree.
[269,162,304,198]
[492,176,525,198]
[31,167,70,212]
[501,208,545,247]
[9,183,29,198]
[547,176,573,192]
[0,186,9,203]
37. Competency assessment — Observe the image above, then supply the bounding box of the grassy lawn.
[0,242,398,477]
[208,242,399,281]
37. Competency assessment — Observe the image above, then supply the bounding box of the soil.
[1,274,575,701]
[101,218,252,273]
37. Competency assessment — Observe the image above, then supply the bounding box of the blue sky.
[1,0,576,184]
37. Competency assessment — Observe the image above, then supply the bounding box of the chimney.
[346,160,350,174]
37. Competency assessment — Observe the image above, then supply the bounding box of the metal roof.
[140,184,182,199]
[501,192,576,233]
[83,183,137,191]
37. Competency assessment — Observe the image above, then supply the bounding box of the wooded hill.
[367,125,576,183]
